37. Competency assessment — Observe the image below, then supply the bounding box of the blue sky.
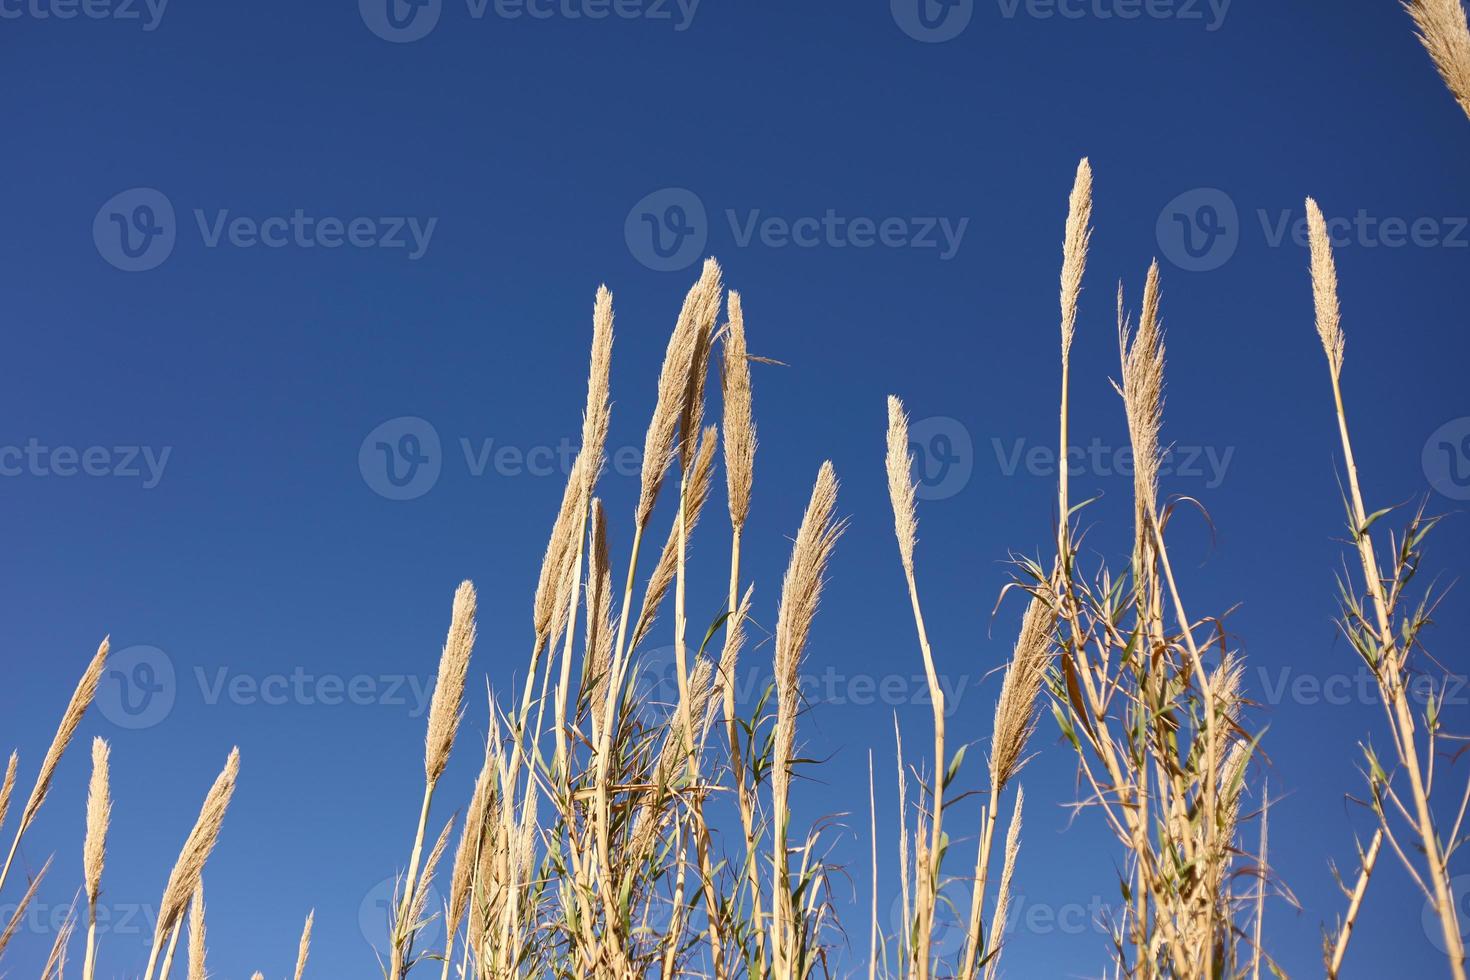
[2,1,1470,976]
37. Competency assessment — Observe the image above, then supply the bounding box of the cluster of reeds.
[1305,197,1469,980]
[3,166,1468,980]
[0,640,313,978]
[369,257,850,979]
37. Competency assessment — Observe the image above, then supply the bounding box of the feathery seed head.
[772,463,844,804]
[426,581,477,783]
[187,882,206,980]
[990,597,1055,790]
[639,258,723,527]
[1305,198,1346,378]
[0,752,16,834]
[22,637,109,832]
[1118,262,1167,521]
[722,289,756,529]
[156,748,241,944]
[884,396,919,575]
[631,426,719,651]
[84,736,111,905]
[1060,158,1094,361]
[1406,0,1470,121]
[294,910,314,980]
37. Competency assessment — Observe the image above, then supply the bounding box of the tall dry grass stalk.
[82,737,110,980]
[187,882,207,980]
[392,581,477,980]
[1405,0,1470,120]
[294,909,314,980]
[1306,196,1467,980]
[15,224,1457,979]
[770,461,843,978]
[144,748,240,980]
[0,638,108,896]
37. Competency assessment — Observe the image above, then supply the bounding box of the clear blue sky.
[3,1,1469,976]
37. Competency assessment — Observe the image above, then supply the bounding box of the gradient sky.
[3,1,1470,976]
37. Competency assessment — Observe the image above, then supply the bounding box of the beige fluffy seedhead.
[187,882,207,980]
[632,426,719,651]
[884,396,919,576]
[1406,0,1470,121]
[425,581,477,783]
[582,285,615,496]
[989,597,1055,791]
[1305,198,1346,378]
[84,737,111,906]
[773,463,844,799]
[448,752,495,933]
[0,752,16,834]
[721,290,756,530]
[1060,158,1094,362]
[294,909,314,980]
[1118,262,1167,518]
[156,748,241,944]
[21,638,109,832]
[639,258,723,528]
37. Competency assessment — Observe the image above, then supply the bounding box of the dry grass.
[1405,0,1470,120]
[0,177,1463,980]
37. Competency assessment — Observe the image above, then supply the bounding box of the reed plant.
[0,170,1466,980]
